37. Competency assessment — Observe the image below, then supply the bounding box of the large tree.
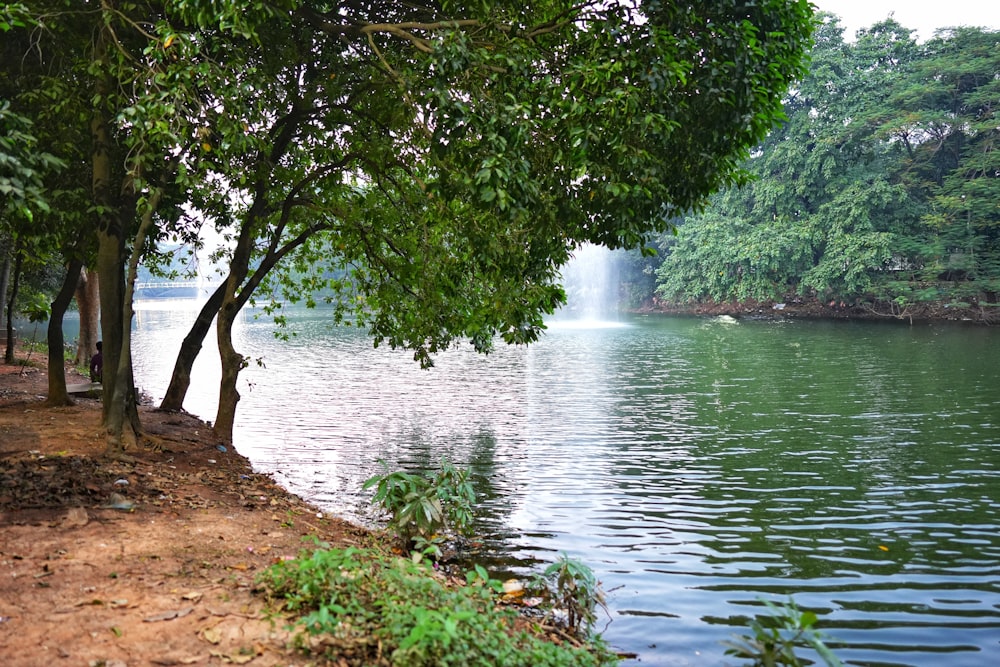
[149,0,816,442]
[8,1,815,446]
[655,17,1000,315]
[4,1,227,450]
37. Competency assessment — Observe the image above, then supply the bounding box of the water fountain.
[552,243,620,324]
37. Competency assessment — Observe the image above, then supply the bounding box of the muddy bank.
[634,297,996,325]
[0,357,368,666]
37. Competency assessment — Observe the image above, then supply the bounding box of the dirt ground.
[0,353,369,667]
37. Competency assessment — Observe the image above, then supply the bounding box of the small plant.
[534,553,608,637]
[363,459,476,558]
[722,598,843,667]
[257,543,617,666]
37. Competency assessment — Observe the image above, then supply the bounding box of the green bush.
[258,542,618,667]
[363,459,476,558]
[533,553,607,637]
[722,598,843,667]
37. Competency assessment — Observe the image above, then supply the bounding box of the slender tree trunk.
[0,247,10,355]
[46,258,85,406]
[104,189,160,449]
[159,282,226,411]
[0,244,11,340]
[206,218,325,440]
[4,250,22,364]
[92,31,140,453]
[75,267,100,366]
[213,292,243,442]
[212,210,258,442]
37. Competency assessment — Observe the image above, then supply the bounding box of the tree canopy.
[2,0,815,443]
[653,14,1000,319]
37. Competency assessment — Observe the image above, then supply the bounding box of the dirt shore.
[1,353,367,667]
[637,296,997,324]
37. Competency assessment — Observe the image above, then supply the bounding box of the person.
[90,341,103,383]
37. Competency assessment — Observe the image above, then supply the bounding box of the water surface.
[126,305,1000,666]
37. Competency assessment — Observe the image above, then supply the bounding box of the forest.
[619,13,1000,323]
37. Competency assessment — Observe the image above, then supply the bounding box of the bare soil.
[0,353,368,667]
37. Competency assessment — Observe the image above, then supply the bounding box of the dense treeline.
[631,14,1000,322]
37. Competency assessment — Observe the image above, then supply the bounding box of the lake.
[114,303,1000,665]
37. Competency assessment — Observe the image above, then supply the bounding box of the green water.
[125,308,1000,666]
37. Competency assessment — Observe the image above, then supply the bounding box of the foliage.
[0,101,64,221]
[258,542,617,667]
[654,16,1000,315]
[722,598,843,667]
[533,553,608,637]
[363,460,476,558]
[5,0,813,440]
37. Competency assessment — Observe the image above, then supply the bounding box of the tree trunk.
[0,247,10,356]
[46,258,85,406]
[213,292,243,442]
[204,219,324,440]
[92,55,140,454]
[102,190,160,452]
[4,250,22,364]
[159,282,226,411]
[97,228,131,448]
[75,267,100,366]
[211,210,257,443]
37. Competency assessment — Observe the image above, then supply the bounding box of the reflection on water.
[124,304,1000,667]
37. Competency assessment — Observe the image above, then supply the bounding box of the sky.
[812,0,1000,41]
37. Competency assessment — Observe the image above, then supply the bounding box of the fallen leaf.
[210,650,255,664]
[144,606,195,622]
[151,657,204,666]
[75,598,105,607]
[200,626,223,644]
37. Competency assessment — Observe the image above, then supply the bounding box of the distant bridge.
[136,280,199,290]
[134,280,223,296]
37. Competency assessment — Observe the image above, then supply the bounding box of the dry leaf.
[200,626,223,645]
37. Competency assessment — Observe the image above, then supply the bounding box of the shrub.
[721,598,843,667]
[363,459,475,558]
[258,542,618,667]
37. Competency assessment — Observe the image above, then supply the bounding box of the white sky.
[812,0,1000,41]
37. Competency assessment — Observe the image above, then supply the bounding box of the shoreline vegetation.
[0,345,619,666]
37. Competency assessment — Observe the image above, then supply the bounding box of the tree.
[4,1,231,450]
[656,14,926,305]
[8,1,815,446]
[882,27,1000,305]
[0,98,66,362]
[147,0,815,443]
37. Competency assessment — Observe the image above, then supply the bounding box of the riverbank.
[0,352,368,666]
[638,296,997,324]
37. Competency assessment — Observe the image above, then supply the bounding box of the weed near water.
[722,598,844,667]
[257,540,618,666]
[363,458,475,559]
